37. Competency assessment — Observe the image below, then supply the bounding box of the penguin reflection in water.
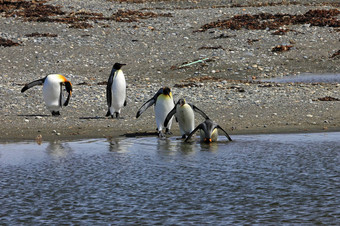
[21,74,72,116]
[185,119,232,143]
[164,98,209,139]
[136,87,175,137]
[106,63,127,119]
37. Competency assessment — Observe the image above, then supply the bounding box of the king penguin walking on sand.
[136,87,175,137]
[21,74,72,116]
[106,63,127,119]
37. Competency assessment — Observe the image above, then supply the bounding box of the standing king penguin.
[184,119,232,143]
[164,98,209,138]
[106,63,127,118]
[21,74,72,116]
[136,87,175,137]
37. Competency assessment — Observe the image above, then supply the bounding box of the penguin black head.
[202,119,216,143]
[177,98,186,106]
[162,87,171,96]
[113,63,126,70]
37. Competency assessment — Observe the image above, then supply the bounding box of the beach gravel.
[0,0,339,141]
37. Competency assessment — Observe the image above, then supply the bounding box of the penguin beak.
[204,138,212,143]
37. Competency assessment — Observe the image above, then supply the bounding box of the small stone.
[306,114,313,118]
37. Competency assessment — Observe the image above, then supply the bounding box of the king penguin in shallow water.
[184,119,232,143]
[21,74,72,116]
[164,98,209,139]
[136,87,175,137]
[106,63,127,119]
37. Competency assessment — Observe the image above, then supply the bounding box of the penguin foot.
[165,128,172,135]
[52,111,60,116]
[106,110,111,117]
[158,131,165,138]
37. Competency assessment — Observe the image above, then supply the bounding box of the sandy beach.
[0,0,339,142]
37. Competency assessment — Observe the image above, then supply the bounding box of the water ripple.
[0,132,339,224]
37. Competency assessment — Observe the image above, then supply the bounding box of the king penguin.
[106,63,127,118]
[184,119,232,143]
[136,87,175,137]
[164,98,209,138]
[21,74,72,116]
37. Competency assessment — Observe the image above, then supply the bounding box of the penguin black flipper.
[190,104,210,120]
[136,88,163,118]
[124,84,127,107]
[136,97,155,118]
[216,125,232,141]
[63,81,72,107]
[21,77,46,93]
[106,66,116,108]
[164,106,176,128]
[184,123,203,142]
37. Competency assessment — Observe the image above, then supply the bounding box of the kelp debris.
[112,9,172,22]
[247,39,259,44]
[330,50,340,58]
[196,9,340,32]
[198,46,225,50]
[211,34,236,39]
[315,96,340,101]
[97,81,108,85]
[228,85,245,92]
[25,32,57,37]
[271,29,292,35]
[1,0,171,29]
[0,37,20,47]
[0,0,65,18]
[174,82,202,88]
[272,45,293,52]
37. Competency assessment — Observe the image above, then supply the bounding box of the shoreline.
[1,125,339,143]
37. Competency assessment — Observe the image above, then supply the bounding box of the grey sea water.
[0,132,339,224]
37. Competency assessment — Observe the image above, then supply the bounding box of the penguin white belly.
[177,105,195,135]
[111,73,126,113]
[43,75,62,111]
[155,95,174,131]
[211,128,218,142]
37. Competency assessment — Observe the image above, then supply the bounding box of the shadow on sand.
[123,132,159,137]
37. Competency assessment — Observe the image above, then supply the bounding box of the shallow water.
[261,73,340,83]
[0,132,339,224]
